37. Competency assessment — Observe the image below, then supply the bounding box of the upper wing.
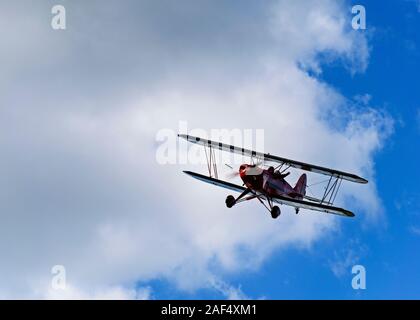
[183,171,354,217]
[178,134,368,184]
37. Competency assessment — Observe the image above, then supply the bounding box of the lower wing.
[183,171,354,217]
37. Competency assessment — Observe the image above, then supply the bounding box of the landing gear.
[254,194,281,219]
[225,195,236,208]
[295,207,300,214]
[226,189,281,220]
[226,188,252,209]
[271,206,281,219]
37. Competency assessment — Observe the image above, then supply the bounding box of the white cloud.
[0,0,391,298]
[268,0,370,74]
[329,239,368,278]
[409,226,420,236]
[209,278,250,300]
[42,285,151,300]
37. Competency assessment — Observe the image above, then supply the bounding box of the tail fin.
[294,173,307,196]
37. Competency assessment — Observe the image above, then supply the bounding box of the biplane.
[178,134,368,219]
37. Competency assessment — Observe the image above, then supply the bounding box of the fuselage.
[239,164,303,199]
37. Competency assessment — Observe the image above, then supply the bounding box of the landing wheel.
[271,206,281,219]
[295,208,300,214]
[225,195,236,208]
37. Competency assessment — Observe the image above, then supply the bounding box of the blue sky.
[0,0,419,299]
[138,1,420,299]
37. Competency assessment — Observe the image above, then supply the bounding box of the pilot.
[278,171,290,179]
[268,166,291,179]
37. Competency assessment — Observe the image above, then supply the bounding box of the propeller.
[224,163,239,179]
[225,162,264,180]
[227,171,240,179]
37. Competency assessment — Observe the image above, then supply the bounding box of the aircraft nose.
[239,164,248,177]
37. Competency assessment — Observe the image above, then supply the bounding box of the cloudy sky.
[0,0,419,299]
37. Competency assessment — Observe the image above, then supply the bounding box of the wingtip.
[362,178,369,184]
[353,175,368,184]
[346,211,355,217]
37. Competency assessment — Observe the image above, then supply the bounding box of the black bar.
[0,300,416,318]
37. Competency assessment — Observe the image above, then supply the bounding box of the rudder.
[294,173,307,196]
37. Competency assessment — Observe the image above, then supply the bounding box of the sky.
[0,0,419,299]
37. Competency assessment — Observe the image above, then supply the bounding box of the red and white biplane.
[179,134,367,219]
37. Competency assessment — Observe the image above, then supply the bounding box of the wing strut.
[321,176,342,205]
[203,141,218,179]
